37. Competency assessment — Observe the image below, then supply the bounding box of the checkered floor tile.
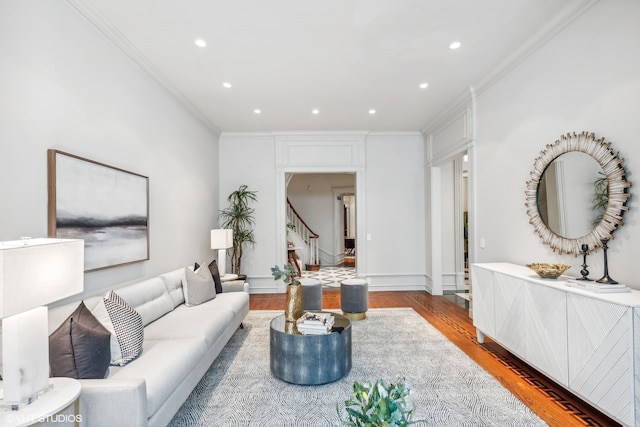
[301,266,355,288]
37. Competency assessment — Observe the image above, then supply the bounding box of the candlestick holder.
[576,243,592,281]
[596,239,618,284]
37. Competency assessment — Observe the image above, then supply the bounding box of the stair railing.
[286,198,319,266]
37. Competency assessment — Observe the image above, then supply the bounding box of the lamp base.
[1,307,50,409]
[0,384,53,412]
[217,249,227,277]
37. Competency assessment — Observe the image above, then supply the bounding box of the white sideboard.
[471,262,640,426]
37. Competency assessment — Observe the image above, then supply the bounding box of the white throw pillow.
[183,265,216,306]
[91,290,144,366]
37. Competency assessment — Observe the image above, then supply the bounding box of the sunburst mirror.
[525,131,631,255]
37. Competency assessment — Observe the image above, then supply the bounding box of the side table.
[0,377,81,427]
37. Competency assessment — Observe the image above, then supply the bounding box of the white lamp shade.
[0,238,84,318]
[211,229,233,250]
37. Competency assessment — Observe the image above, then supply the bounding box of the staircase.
[286,198,320,268]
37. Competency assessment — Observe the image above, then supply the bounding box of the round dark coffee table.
[270,312,352,385]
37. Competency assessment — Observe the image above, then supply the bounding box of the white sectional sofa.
[47,267,250,427]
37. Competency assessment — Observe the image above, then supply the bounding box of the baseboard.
[366,274,427,291]
[248,274,428,293]
[246,277,282,294]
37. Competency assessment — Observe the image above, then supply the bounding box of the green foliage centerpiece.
[271,263,303,323]
[338,378,423,426]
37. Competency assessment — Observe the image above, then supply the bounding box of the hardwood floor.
[250,290,620,427]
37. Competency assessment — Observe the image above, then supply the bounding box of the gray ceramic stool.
[340,278,368,320]
[299,278,323,311]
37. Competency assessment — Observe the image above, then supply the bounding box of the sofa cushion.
[49,301,111,379]
[176,291,250,319]
[221,279,246,293]
[112,277,175,326]
[159,268,186,308]
[108,338,207,419]
[143,305,234,345]
[91,290,144,366]
[183,265,216,306]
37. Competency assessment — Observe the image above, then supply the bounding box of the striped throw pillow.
[91,290,144,366]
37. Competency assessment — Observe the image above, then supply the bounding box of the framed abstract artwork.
[48,150,149,271]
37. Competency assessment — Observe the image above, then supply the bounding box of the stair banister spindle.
[287,198,320,266]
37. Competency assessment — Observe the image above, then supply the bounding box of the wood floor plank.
[249,290,620,427]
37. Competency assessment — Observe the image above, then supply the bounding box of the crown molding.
[422,0,599,133]
[271,131,370,137]
[367,131,423,137]
[219,132,275,142]
[473,0,599,96]
[422,87,475,134]
[65,0,222,136]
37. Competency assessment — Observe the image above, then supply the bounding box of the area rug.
[169,308,547,426]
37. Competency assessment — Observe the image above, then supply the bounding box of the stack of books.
[566,279,630,293]
[296,312,335,335]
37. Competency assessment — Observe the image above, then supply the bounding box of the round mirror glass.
[537,152,605,239]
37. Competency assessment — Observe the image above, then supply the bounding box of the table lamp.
[210,229,233,276]
[0,238,83,410]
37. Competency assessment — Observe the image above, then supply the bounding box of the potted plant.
[271,263,303,322]
[218,185,258,277]
[337,378,423,426]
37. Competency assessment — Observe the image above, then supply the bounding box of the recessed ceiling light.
[254,109,262,114]
[312,109,319,115]
[194,39,207,47]
[368,109,376,115]
[419,82,429,89]
[449,41,461,50]
[222,82,232,89]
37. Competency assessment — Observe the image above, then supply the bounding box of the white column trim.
[454,155,465,290]
[424,87,476,297]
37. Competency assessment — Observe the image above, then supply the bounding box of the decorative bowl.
[526,263,571,279]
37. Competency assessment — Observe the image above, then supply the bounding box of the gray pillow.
[49,301,111,379]
[183,265,216,306]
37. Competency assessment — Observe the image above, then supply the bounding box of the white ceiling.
[79,0,582,133]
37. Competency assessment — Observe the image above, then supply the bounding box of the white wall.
[219,131,426,292]
[475,0,640,288]
[218,133,277,291]
[0,1,220,299]
[364,133,426,287]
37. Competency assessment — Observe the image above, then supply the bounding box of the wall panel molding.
[274,132,366,171]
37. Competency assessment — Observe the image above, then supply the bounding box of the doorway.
[451,151,469,291]
[342,194,356,267]
[285,174,356,269]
